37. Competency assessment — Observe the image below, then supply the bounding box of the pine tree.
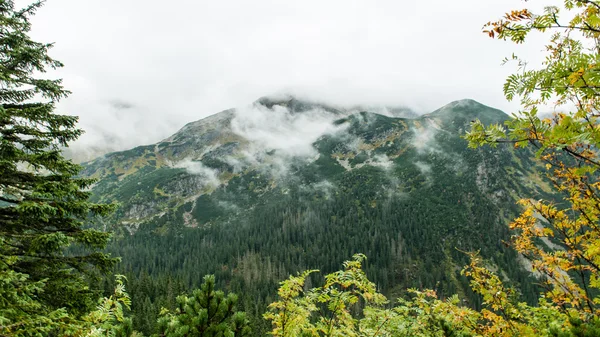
[155,275,251,337]
[0,0,117,333]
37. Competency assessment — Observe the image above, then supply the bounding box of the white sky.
[23,0,554,156]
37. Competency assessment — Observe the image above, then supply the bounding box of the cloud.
[299,180,336,200]
[19,0,560,157]
[370,154,394,171]
[412,125,440,154]
[225,102,347,178]
[171,159,220,188]
[231,103,342,158]
[313,180,335,192]
[414,161,432,175]
[411,120,467,175]
[217,200,240,213]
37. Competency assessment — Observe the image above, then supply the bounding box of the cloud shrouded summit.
[21,0,556,160]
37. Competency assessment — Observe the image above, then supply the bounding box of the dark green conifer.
[155,275,251,337]
[0,0,117,334]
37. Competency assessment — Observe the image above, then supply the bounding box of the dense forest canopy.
[3,0,600,336]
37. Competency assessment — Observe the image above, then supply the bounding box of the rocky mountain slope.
[84,96,553,334]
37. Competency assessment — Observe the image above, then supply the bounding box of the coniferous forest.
[4,1,600,336]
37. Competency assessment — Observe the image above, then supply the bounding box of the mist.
[20,0,559,159]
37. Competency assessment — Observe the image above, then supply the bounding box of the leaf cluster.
[155,275,251,337]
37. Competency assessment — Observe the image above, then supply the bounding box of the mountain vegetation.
[3,0,600,336]
[92,97,551,335]
[261,1,600,335]
[155,275,251,337]
[0,1,123,335]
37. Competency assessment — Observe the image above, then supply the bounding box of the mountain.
[85,96,553,335]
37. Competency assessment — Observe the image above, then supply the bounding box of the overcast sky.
[22,0,554,157]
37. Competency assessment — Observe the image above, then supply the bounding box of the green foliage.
[80,275,141,337]
[0,271,139,337]
[0,0,117,334]
[100,102,546,335]
[192,195,225,223]
[155,275,251,337]
[0,260,68,336]
[264,255,481,337]
[263,1,600,335]
[464,0,600,334]
[266,254,600,337]
[265,254,391,337]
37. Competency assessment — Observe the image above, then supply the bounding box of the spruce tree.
[155,275,251,337]
[0,0,117,333]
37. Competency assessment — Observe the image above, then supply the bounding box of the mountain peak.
[438,98,490,111]
[425,98,508,127]
[254,94,343,115]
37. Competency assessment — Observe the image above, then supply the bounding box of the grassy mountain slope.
[85,97,553,335]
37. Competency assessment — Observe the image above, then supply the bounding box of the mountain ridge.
[86,96,549,334]
[84,96,526,234]
[84,96,506,173]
